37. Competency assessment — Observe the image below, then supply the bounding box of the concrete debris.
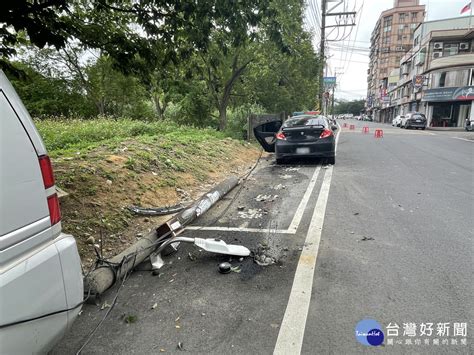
[237,208,263,219]
[359,236,374,242]
[86,236,95,245]
[151,303,158,309]
[254,253,276,266]
[150,252,165,269]
[285,167,300,172]
[279,174,293,180]
[177,342,184,351]
[100,301,111,310]
[255,194,278,202]
[237,206,245,211]
[273,184,286,190]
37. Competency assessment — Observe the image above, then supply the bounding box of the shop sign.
[422,86,474,102]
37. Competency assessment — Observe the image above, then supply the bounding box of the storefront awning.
[422,86,474,102]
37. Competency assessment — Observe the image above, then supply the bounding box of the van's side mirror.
[331,125,338,130]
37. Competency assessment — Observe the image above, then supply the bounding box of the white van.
[0,71,83,353]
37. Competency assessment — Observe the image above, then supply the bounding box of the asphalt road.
[53,121,473,354]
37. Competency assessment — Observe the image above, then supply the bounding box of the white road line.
[185,226,294,234]
[451,137,474,142]
[287,166,321,233]
[273,166,333,355]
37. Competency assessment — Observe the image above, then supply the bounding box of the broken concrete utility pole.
[84,176,239,296]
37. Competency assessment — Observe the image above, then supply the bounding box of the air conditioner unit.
[433,42,443,50]
[460,42,470,50]
[432,52,443,59]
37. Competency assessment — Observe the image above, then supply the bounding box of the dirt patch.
[53,138,261,269]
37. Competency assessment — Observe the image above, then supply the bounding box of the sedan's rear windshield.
[284,116,327,128]
[411,114,425,119]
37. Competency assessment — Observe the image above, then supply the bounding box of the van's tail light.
[39,155,55,188]
[47,194,61,225]
[39,155,61,226]
[276,132,286,140]
[320,129,333,139]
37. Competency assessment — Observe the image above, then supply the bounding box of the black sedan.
[253,115,337,164]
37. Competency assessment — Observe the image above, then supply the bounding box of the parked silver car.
[400,112,427,129]
[0,71,83,353]
[392,115,404,127]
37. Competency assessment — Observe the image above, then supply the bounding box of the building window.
[411,12,418,20]
[399,13,407,22]
[383,15,392,33]
[443,43,459,56]
[439,72,446,87]
[414,35,420,46]
[430,70,469,88]
[398,24,406,33]
[398,34,402,41]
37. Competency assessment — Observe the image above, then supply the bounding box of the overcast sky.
[304,0,473,101]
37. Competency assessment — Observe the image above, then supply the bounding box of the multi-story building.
[385,16,474,127]
[366,0,425,122]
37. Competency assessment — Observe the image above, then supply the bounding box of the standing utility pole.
[319,0,327,112]
[317,0,357,113]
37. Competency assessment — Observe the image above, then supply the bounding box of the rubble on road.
[255,194,278,202]
[237,208,263,219]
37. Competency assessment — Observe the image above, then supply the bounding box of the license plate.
[416,119,421,122]
[296,147,310,154]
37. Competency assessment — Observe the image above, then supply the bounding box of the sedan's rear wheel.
[276,158,285,165]
[327,157,335,165]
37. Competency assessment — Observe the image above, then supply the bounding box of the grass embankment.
[36,119,261,266]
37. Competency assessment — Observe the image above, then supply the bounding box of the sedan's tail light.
[276,132,286,140]
[320,129,333,139]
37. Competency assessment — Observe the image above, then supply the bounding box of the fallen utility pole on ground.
[84,176,240,297]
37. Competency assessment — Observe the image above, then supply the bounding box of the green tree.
[334,99,366,115]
